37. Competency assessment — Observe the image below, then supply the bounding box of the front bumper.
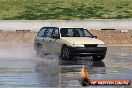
[69,47,107,56]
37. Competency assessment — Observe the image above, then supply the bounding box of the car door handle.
[43,39,44,41]
[50,40,51,42]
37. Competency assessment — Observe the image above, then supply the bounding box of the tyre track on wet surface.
[0,45,132,88]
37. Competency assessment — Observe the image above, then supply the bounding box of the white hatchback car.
[34,27,107,61]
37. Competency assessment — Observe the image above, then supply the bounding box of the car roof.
[41,27,85,30]
[60,28,84,29]
[41,27,59,29]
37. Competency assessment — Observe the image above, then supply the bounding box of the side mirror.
[93,36,97,38]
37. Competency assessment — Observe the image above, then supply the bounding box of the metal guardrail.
[16,30,30,32]
[101,29,115,30]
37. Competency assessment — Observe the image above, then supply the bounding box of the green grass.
[0,0,132,20]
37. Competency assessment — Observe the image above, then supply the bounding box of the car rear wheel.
[36,45,45,57]
[61,46,73,60]
[92,55,105,61]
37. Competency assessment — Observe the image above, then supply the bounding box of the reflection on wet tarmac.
[35,57,106,87]
[0,45,132,88]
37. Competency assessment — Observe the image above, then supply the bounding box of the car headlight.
[72,44,84,47]
[97,44,107,47]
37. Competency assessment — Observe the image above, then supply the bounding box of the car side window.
[43,29,49,37]
[51,28,59,38]
[44,28,54,38]
[37,28,46,37]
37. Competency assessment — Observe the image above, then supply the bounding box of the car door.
[41,27,61,55]
[34,28,46,51]
[50,28,61,54]
[42,28,54,54]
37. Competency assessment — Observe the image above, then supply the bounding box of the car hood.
[61,37,105,45]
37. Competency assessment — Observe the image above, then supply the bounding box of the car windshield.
[60,28,93,37]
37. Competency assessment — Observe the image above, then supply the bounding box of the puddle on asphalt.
[0,45,132,88]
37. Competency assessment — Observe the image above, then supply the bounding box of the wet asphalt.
[0,45,132,88]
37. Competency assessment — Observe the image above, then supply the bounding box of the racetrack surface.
[0,45,132,88]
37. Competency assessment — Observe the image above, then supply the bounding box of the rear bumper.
[69,47,107,56]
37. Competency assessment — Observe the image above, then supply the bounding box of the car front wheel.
[92,55,105,61]
[61,46,73,60]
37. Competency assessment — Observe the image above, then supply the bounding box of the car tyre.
[92,55,105,61]
[36,45,45,57]
[61,46,73,60]
[36,45,40,56]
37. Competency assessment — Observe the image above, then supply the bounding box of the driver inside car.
[51,29,59,37]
